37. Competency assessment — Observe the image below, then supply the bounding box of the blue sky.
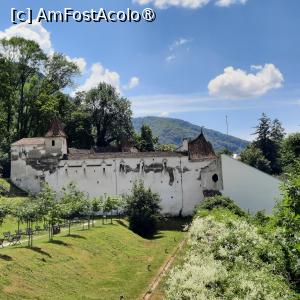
[0,0,299,140]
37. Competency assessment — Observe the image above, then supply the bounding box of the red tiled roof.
[12,138,45,146]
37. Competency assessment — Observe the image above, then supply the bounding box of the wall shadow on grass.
[157,217,192,231]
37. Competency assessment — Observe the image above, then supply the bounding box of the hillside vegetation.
[0,219,184,300]
[133,116,249,153]
[164,197,299,300]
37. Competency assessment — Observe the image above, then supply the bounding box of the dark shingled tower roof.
[45,117,67,138]
[188,129,216,160]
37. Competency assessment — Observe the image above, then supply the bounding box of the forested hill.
[133,116,249,153]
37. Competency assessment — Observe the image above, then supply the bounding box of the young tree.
[0,203,10,227]
[80,196,93,229]
[125,181,161,237]
[103,196,120,224]
[91,197,103,227]
[35,183,59,241]
[18,199,40,247]
[59,183,87,235]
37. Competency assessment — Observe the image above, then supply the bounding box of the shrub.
[165,215,297,299]
[125,181,161,237]
[254,210,270,226]
[198,195,247,217]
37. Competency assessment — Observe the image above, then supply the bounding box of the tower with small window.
[44,117,67,157]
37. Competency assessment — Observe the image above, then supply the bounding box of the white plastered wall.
[221,154,282,213]
[45,156,222,216]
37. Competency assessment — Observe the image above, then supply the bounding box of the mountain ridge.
[133,116,249,153]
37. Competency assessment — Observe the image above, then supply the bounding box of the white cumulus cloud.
[133,0,247,9]
[123,76,140,90]
[0,20,87,73]
[75,63,121,93]
[66,56,87,73]
[0,20,53,54]
[166,55,176,63]
[0,22,138,94]
[216,0,247,7]
[208,64,284,99]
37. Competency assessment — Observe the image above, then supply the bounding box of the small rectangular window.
[52,140,55,147]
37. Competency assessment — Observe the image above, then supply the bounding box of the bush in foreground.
[198,195,247,217]
[125,181,161,238]
[165,210,297,300]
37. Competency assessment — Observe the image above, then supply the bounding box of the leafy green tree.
[156,144,177,152]
[59,183,87,235]
[240,144,272,174]
[125,181,161,237]
[0,37,79,175]
[83,83,133,147]
[103,196,120,224]
[34,183,60,241]
[64,109,94,149]
[91,197,103,227]
[18,199,40,247]
[281,133,300,173]
[0,204,10,227]
[275,161,300,285]
[80,196,93,229]
[0,37,47,139]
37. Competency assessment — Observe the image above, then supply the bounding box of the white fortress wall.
[44,155,222,216]
[10,122,223,216]
[11,144,46,194]
[221,154,282,213]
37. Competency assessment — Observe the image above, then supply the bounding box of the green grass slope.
[0,220,184,300]
[133,116,249,153]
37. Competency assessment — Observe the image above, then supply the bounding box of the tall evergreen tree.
[138,124,158,152]
[253,113,284,174]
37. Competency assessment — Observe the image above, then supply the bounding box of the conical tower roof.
[45,117,67,138]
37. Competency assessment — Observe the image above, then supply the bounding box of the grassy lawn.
[0,219,185,300]
[0,196,31,236]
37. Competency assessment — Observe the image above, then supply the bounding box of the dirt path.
[140,237,186,300]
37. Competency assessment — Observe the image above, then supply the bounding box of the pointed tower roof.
[45,117,67,138]
[188,130,216,160]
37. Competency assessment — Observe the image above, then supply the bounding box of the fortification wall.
[11,146,223,216]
